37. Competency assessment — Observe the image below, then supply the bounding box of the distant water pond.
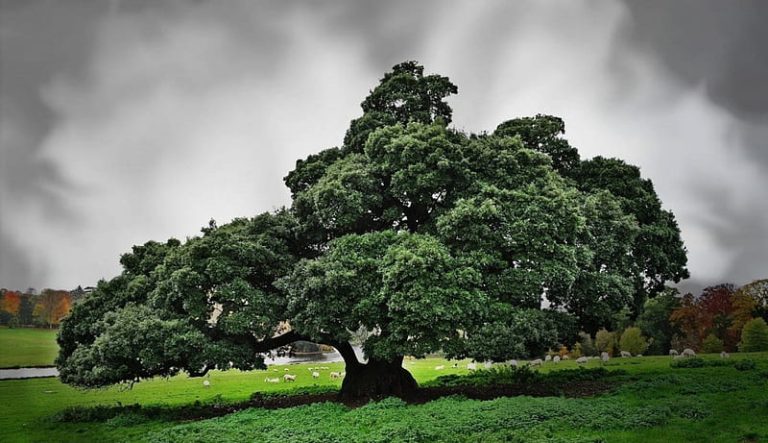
[0,346,365,380]
[264,345,365,365]
[0,367,59,380]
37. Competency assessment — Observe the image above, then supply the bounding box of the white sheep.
[600,352,610,363]
[284,368,289,372]
[509,359,518,367]
[682,348,696,357]
[330,371,341,379]
[553,356,561,363]
[576,356,588,364]
[340,372,346,378]
[530,359,543,367]
[669,349,679,356]
[435,365,445,370]
[620,351,632,358]
[562,355,570,360]
[484,361,493,369]
[467,363,477,371]
[283,374,296,382]
[265,377,280,383]
[720,351,730,359]
[545,355,552,362]
[203,380,210,388]
[312,371,320,378]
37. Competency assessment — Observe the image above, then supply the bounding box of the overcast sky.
[1,0,766,294]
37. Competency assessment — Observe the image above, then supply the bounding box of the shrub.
[428,366,621,388]
[669,358,733,369]
[701,333,724,353]
[734,359,756,371]
[577,331,597,356]
[739,318,768,352]
[619,327,649,356]
[428,365,543,388]
[571,342,583,358]
[595,329,616,356]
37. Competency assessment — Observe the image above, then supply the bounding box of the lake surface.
[0,367,59,379]
[0,346,366,380]
[264,345,365,365]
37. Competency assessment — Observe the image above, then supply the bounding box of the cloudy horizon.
[1,0,766,295]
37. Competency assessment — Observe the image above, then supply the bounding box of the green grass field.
[1,326,767,442]
[0,328,59,368]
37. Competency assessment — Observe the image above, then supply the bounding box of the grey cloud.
[620,0,768,118]
[617,0,768,291]
[0,0,108,289]
[619,0,768,166]
[1,0,766,293]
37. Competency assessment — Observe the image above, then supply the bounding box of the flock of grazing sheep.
[263,366,346,383]
[200,365,346,387]
[202,348,735,387]
[426,347,734,376]
[669,348,730,359]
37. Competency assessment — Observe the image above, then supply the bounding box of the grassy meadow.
[0,327,59,368]
[1,326,767,442]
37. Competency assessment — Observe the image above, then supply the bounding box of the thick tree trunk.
[339,356,418,401]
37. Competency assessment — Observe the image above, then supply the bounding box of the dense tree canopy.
[57,62,688,399]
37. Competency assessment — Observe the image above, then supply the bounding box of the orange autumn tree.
[0,290,22,326]
[0,291,21,316]
[33,290,73,328]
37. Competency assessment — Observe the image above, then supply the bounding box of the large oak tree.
[57,62,688,400]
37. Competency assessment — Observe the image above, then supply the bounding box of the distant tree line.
[0,287,86,328]
[563,278,768,356]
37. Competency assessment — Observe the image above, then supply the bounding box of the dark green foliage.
[734,359,757,371]
[57,212,301,386]
[284,147,344,197]
[344,61,457,152]
[494,114,581,174]
[570,157,689,316]
[670,357,736,369]
[428,366,619,388]
[637,289,681,354]
[701,333,725,353]
[280,231,486,360]
[428,365,543,387]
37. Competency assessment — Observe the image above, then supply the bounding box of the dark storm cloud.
[618,0,768,290]
[619,0,768,156]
